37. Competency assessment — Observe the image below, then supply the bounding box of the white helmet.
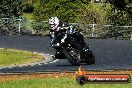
[49,17,59,30]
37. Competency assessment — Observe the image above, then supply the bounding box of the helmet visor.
[49,24,57,30]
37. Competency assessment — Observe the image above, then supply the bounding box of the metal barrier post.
[92,24,95,37]
[18,19,22,34]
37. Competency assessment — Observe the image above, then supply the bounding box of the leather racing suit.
[49,23,86,59]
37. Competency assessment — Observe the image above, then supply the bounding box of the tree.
[0,0,25,35]
[106,0,132,25]
[33,0,87,23]
[0,0,24,18]
[108,0,132,17]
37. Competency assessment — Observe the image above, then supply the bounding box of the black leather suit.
[49,23,86,59]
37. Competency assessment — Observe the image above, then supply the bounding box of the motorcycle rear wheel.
[85,50,95,65]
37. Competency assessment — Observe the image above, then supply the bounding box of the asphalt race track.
[0,35,132,73]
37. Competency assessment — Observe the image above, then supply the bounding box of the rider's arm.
[49,31,57,46]
[66,25,77,34]
[49,31,55,39]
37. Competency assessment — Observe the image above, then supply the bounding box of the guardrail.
[0,18,132,40]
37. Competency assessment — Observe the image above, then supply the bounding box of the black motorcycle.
[53,31,95,66]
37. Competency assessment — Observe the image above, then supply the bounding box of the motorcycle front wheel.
[62,47,81,66]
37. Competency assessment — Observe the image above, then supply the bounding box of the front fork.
[82,45,90,52]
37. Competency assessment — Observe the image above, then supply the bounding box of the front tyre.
[62,47,81,66]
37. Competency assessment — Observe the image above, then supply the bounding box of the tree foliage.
[23,1,34,13]
[81,3,111,24]
[33,0,132,25]
[108,0,132,17]
[0,0,24,18]
[106,0,132,26]
[33,0,87,23]
[0,0,24,35]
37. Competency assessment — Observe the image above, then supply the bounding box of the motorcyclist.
[48,17,87,59]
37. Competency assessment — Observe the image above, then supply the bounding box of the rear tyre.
[85,50,95,65]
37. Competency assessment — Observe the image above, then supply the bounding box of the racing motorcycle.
[53,30,95,66]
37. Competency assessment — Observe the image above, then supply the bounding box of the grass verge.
[0,71,131,88]
[22,13,33,20]
[0,48,44,66]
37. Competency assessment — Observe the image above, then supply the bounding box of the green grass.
[0,48,44,66]
[22,13,33,20]
[22,13,34,30]
[0,76,131,88]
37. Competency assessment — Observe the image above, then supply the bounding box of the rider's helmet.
[48,17,59,31]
